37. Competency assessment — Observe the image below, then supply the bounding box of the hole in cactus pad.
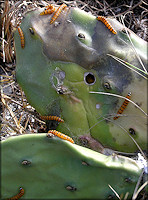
[84,72,96,85]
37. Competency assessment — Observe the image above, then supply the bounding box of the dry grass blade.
[123,192,129,200]
[0,93,21,105]
[1,0,14,63]
[120,15,147,74]
[1,0,9,20]
[142,0,148,5]
[2,17,6,62]
[0,78,9,82]
[0,75,13,78]
[89,91,147,116]
[108,184,121,199]
[132,181,148,200]
[0,74,14,85]
[107,54,148,79]
[102,116,147,161]
[18,113,23,126]
[1,93,44,121]
[0,116,21,135]
[1,88,24,134]
[24,116,30,130]
[132,169,144,200]
[2,81,15,89]
[88,111,146,160]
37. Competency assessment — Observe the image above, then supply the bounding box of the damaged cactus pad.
[1,134,142,199]
[14,6,147,153]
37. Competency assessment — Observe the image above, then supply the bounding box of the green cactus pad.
[1,134,142,199]
[15,6,147,153]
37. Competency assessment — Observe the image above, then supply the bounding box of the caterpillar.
[7,187,24,200]
[40,4,56,15]
[113,92,131,120]
[47,130,74,144]
[45,4,55,10]
[50,3,67,24]
[18,27,25,48]
[40,115,64,123]
[97,16,117,34]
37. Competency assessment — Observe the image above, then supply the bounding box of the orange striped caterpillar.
[97,16,117,34]
[18,27,25,48]
[45,4,55,10]
[40,4,56,15]
[47,130,74,144]
[50,3,67,24]
[40,115,64,123]
[113,92,131,120]
[7,187,24,200]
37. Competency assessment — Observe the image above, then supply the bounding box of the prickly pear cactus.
[1,134,142,199]
[14,6,147,153]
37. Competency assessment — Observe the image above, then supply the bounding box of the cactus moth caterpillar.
[40,115,64,123]
[47,130,74,143]
[114,92,131,120]
[18,27,25,48]
[97,16,117,34]
[7,187,24,200]
[50,3,67,24]
[40,4,56,15]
